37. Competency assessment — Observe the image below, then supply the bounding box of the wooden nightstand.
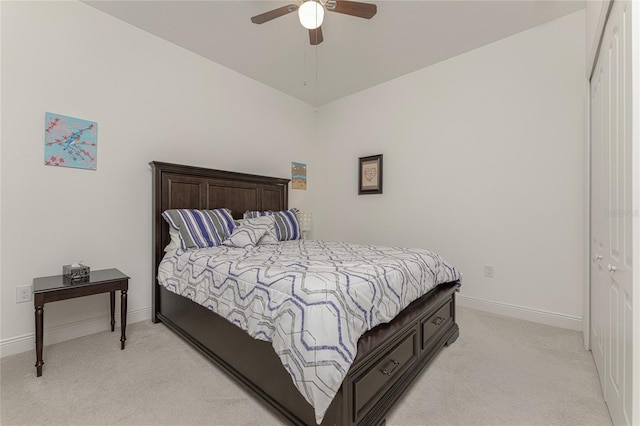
[32,268,129,377]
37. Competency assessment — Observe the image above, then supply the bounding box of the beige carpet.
[0,307,612,426]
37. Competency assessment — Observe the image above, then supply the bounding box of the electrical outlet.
[16,285,32,303]
[484,265,494,278]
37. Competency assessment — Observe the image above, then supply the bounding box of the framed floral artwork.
[44,112,97,170]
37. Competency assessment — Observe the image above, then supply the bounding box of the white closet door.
[590,61,606,390]
[590,1,635,425]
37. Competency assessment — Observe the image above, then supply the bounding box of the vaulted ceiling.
[85,1,585,106]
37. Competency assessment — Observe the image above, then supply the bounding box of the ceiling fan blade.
[325,1,377,19]
[309,27,324,45]
[251,4,298,24]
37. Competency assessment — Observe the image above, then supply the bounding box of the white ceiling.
[84,0,584,106]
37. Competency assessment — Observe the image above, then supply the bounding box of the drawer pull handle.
[432,316,445,326]
[380,359,400,377]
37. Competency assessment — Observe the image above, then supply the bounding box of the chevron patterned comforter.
[158,240,461,423]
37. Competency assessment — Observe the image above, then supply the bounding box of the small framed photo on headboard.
[359,154,383,195]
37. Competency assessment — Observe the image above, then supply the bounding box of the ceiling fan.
[251,0,377,45]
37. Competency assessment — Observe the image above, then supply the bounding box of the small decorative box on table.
[62,263,90,282]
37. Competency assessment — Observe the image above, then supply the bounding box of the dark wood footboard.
[150,161,461,425]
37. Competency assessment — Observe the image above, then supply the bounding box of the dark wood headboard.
[150,161,290,321]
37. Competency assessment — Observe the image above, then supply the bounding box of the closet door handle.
[607,264,618,272]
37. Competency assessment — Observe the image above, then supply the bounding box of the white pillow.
[164,227,182,252]
[223,216,277,249]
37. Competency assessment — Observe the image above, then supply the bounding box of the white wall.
[1,3,588,357]
[313,11,586,329]
[0,1,316,355]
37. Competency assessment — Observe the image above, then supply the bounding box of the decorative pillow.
[243,208,301,241]
[257,225,279,245]
[223,216,277,249]
[164,227,182,252]
[161,208,234,250]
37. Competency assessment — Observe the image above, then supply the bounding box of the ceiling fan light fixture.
[298,1,325,30]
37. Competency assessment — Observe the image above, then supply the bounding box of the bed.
[151,161,461,426]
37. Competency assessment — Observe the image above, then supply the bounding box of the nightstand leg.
[35,305,44,377]
[120,289,127,350]
[109,291,115,332]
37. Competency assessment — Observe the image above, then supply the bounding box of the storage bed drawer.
[421,300,453,349]
[353,329,418,420]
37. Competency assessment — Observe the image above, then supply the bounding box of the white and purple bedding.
[158,239,461,423]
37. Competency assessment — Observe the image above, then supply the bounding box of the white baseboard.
[2,298,581,357]
[0,306,152,358]
[456,294,583,331]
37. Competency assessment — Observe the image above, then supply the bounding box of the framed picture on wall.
[359,154,383,195]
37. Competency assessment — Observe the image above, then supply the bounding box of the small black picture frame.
[359,154,383,195]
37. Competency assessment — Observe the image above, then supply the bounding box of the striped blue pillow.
[161,208,234,250]
[243,208,301,241]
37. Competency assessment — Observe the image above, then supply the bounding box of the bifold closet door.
[589,1,635,425]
